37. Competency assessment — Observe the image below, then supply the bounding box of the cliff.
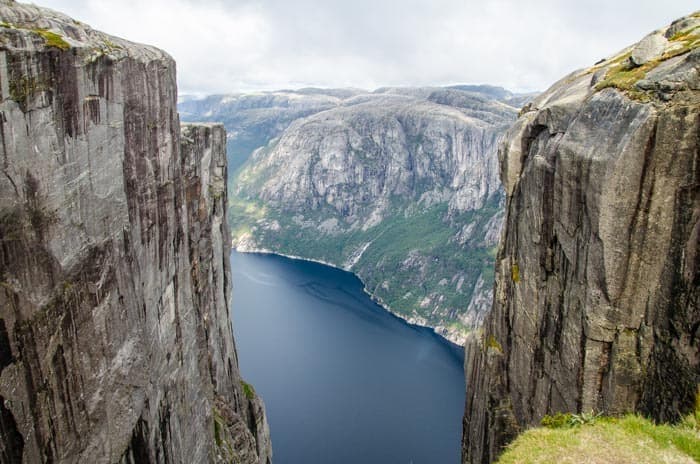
[179,89,362,173]
[220,87,522,344]
[463,12,700,463]
[0,2,270,463]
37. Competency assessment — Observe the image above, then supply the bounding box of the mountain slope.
[463,11,700,463]
[220,87,522,343]
[179,89,362,173]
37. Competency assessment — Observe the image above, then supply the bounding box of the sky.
[39,0,698,95]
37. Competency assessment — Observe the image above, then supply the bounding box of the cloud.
[38,0,699,94]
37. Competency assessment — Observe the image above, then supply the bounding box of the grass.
[8,75,47,104]
[213,409,224,447]
[511,263,520,283]
[0,22,71,50]
[593,21,700,101]
[497,406,700,464]
[34,29,70,50]
[594,54,653,95]
[240,380,256,401]
[212,406,236,458]
[541,411,601,428]
[485,334,503,353]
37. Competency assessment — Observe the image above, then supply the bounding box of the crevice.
[0,319,14,374]
[0,394,24,464]
[121,416,152,464]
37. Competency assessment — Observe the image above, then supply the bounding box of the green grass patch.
[485,334,503,353]
[498,408,700,464]
[614,414,700,461]
[0,23,71,50]
[213,410,223,447]
[34,29,70,50]
[593,54,655,102]
[511,263,520,283]
[212,406,237,458]
[541,411,600,429]
[241,380,256,400]
[594,25,700,101]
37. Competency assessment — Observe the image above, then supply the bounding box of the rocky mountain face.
[0,2,270,463]
[179,89,362,173]
[463,12,700,464]
[210,87,524,344]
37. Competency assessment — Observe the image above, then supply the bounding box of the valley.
[181,86,532,343]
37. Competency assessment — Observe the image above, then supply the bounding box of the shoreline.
[233,246,466,350]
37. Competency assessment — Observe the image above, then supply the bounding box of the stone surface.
[630,32,669,66]
[463,12,700,464]
[0,2,270,463]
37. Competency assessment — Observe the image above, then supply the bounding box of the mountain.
[183,87,528,344]
[179,88,363,173]
[0,2,270,462]
[462,11,700,463]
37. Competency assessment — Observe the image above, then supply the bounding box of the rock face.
[0,2,270,463]
[463,12,700,464]
[224,87,526,344]
[179,89,361,173]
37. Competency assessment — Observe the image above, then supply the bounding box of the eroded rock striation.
[0,2,270,462]
[463,12,700,463]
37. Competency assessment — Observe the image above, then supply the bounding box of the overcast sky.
[39,0,698,95]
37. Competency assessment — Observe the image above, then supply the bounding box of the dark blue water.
[231,251,465,464]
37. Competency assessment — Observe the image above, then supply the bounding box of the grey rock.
[463,12,700,464]
[249,96,508,217]
[630,32,668,66]
[664,15,700,39]
[0,2,270,463]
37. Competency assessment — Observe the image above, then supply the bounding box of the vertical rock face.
[0,2,270,463]
[463,13,700,464]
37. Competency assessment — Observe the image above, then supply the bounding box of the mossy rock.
[240,380,255,400]
[34,29,70,50]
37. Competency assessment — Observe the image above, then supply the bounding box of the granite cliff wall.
[0,2,270,462]
[463,12,700,464]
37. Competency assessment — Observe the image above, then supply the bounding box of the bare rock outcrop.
[0,2,270,462]
[463,12,700,464]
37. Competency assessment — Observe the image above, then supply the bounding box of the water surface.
[231,251,465,464]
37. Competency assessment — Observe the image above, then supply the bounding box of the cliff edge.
[0,2,270,462]
[463,12,700,463]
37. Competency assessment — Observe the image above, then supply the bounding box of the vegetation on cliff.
[231,194,502,340]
